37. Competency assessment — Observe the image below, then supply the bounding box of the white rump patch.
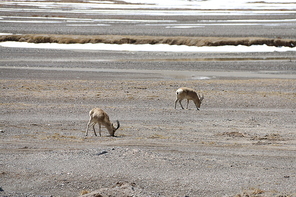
[176,88,183,95]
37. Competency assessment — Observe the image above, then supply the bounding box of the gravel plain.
[1,65,296,197]
[1,0,296,196]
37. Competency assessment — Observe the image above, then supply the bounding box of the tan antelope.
[175,87,204,110]
[85,108,120,137]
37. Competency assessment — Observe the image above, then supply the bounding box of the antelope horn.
[199,94,204,102]
[114,120,120,131]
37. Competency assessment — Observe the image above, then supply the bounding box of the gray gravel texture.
[1,67,296,196]
[1,0,296,196]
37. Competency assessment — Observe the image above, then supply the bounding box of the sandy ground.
[1,0,296,196]
[1,67,296,197]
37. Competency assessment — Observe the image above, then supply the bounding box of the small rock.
[96,151,108,156]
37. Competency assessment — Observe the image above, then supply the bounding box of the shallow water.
[2,66,296,79]
[2,0,296,10]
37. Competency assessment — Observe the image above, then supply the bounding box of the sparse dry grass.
[149,134,168,139]
[40,133,83,141]
[1,34,296,47]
